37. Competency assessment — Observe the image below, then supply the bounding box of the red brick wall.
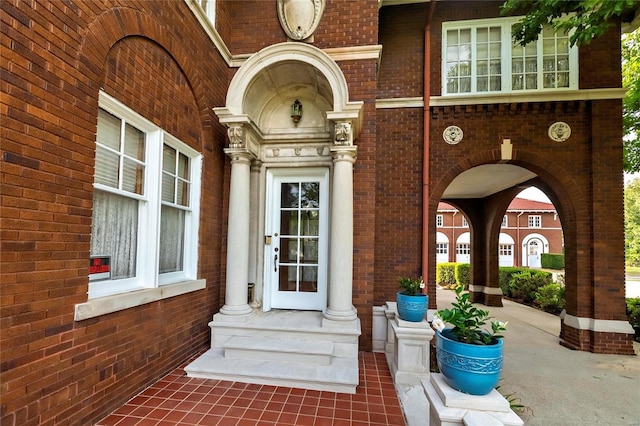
[224,0,379,55]
[374,108,424,305]
[1,1,229,424]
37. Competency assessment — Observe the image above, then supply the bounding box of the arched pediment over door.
[214,42,363,155]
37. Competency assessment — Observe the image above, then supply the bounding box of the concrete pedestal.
[385,302,434,385]
[424,374,523,426]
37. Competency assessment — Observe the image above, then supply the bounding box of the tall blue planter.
[436,328,503,395]
[396,292,428,322]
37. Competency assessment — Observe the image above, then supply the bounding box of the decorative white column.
[324,120,358,322]
[248,159,262,308]
[218,124,253,318]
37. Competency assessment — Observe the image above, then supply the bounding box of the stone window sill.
[74,279,206,321]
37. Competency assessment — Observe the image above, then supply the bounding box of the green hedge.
[455,263,471,289]
[499,267,552,298]
[436,263,457,288]
[541,253,564,270]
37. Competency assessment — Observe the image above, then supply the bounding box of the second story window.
[502,215,508,227]
[462,217,469,227]
[442,17,577,95]
[197,0,216,25]
[528,215,542,228]
[436,214,444,227]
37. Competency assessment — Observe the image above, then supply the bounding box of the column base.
[323,306,358,322]
[217,303,254,320]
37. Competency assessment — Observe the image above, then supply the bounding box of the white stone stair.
[185,310,361,394]
[224,336,334,365]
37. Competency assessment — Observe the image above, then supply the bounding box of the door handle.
[274,254,278,272]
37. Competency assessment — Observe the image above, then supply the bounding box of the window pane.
[97,109,121,151]
[301,238,318,263]
[176,180,189,206]
[178,153,189,179]
[281,183,299,208]
[300,210,319,237]
[124,123,145,161]
[94,145,119,188]
[91,190,138,279]
[300,182,319,208]
[162,173,175,203]
[159,205,185,273]
[163,145,176,173]
[122,158,144,194]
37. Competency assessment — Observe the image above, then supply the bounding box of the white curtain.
[159,205,185,273]
[90,190,138,279]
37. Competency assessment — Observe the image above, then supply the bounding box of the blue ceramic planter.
[396,292,428,322]
[436,328,503,395]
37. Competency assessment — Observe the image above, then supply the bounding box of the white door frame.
[263,167,329,311]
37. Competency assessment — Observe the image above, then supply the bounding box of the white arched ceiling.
[443,164,537,199]
[225,42,350,133]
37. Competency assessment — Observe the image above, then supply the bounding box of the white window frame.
[502,215,508,227]
[456,243,470,255]
[197,0,216,25]
[462,216,469,227]
[89,92,202,299]
[442,16,578,96]
[436,214,444,227]
[499,244,513,256]
[436,243,448,254]
[528,215,542,228]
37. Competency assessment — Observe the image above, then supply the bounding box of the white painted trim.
[75,279,206,320]
[375,88,626,109]
[429,87,627,107]
[562,312,635,334]
[468,285,503,295]
[323,45,383,62]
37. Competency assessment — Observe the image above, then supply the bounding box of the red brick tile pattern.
[97,352,406,426]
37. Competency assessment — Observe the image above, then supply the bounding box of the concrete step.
[184,348,359,394]
[223,336,334,365]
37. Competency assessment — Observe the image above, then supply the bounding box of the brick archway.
[429,144,634,354]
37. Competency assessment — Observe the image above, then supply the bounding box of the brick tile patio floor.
[96,352,406,426]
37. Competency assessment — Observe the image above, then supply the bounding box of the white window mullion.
[139,131,163,288]
[183,154,201,280]
[503,25,512,92]
[470,28,477,93]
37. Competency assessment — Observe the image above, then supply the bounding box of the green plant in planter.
[398,276,425,295]
[433,285,507,345]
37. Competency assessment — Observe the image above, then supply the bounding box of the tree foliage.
[625,178,640,266]
[501,0,638,47]
[623,29,640,173]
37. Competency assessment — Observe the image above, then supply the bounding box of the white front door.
[264,168,329,310]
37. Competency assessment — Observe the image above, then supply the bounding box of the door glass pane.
[281,183,299,208]
[301,238,318,264]
[300,182,319,208]
[280,210,297,236]
[300,210,319,236]
[300,266,318,292]
[279,265,296,291]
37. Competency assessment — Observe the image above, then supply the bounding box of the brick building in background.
[437,197,563,267]
[2,0,637,424]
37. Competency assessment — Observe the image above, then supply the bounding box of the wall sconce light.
[291,99,302,123]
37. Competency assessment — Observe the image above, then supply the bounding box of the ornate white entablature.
[277,0,326,41]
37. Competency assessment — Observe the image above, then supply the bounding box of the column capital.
[330,146,357,164]
[250,158,263,172]
[224,147,254,164]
